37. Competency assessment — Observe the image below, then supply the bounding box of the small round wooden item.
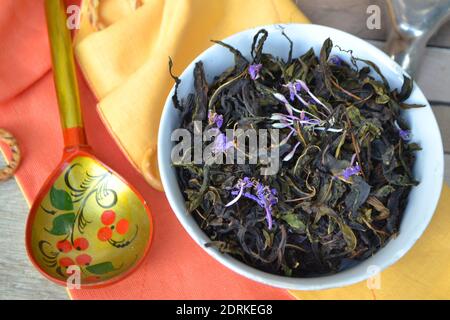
[0,129,21,182]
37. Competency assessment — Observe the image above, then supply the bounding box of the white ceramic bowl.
[158,24,444,290]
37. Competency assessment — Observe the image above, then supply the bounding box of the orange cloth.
[0,0,292,299]
[0,0,50,103]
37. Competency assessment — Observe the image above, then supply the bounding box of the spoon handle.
[45,0,86,148]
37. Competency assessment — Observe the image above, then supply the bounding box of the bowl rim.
[158,23,444,291]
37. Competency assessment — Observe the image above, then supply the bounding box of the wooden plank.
[295,0,450,48]
[0,157,67,300]
[295,0,386,41]
[446,154,450,185]
[432,106,450,154]
[415,47,450,103]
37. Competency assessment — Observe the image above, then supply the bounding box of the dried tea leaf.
[397,75,413,102]
[193,62,208,121]
[170,29,420,277]
[319,38,335,97]
[251,29,269,63]
[281,213,306,232]
[367,196,390,220]
[335,218,358,252]
[344,176,371,213]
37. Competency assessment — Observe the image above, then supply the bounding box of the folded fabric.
[0,0,50,103]
[74,0,309,191]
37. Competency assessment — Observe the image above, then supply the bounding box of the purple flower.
[295,79,308,92]
[306,96,315,104]
[299,111,321,126]
[341,153,361,180]
[273,93,289,105]
[284,82,298,102]
[295,80,330,113]
[283,81,308,106]
[254,182,278,230]
[282,79,331,114]
[248,63,262,80]
[283,141,301,162]
[270,113,297,129]
[242,192,260,204]
[273,93,298,116]
[300,110,306,121]
[342,164,361,180]
[271,112,320,131]
[278,128,296,146]
[399,129,411,141]
[225,178,278,230]
[304,119,321,125]
[329,55,342,66]
[208,111,232,154]
[212,133,233,154]
[226,177,252,207]
[394,121,412,141]
[208,111,224,128]
[269,111,323,160]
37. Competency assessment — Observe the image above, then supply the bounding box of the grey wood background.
[0,0,449,300]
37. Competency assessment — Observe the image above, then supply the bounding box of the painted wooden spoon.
[25,0,153,287]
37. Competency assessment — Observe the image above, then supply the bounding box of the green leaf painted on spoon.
[45,212,75,236]
[86,262,116,275]
[50,186,73,211]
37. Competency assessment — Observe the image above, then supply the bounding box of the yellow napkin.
[74,0,309,190]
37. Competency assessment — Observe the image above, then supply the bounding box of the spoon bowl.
[25,0,153,287]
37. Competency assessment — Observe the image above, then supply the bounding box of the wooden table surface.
[1,0,449,300]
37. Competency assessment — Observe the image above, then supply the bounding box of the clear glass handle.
[385,0,450,77]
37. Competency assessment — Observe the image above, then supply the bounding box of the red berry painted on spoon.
[59,257,75,268]
[101,210,116,225]
[97,227,113,241]
[75,254,92,266]
[116,219,129,235]
[73,237,89,251]
[56,240,72,253]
